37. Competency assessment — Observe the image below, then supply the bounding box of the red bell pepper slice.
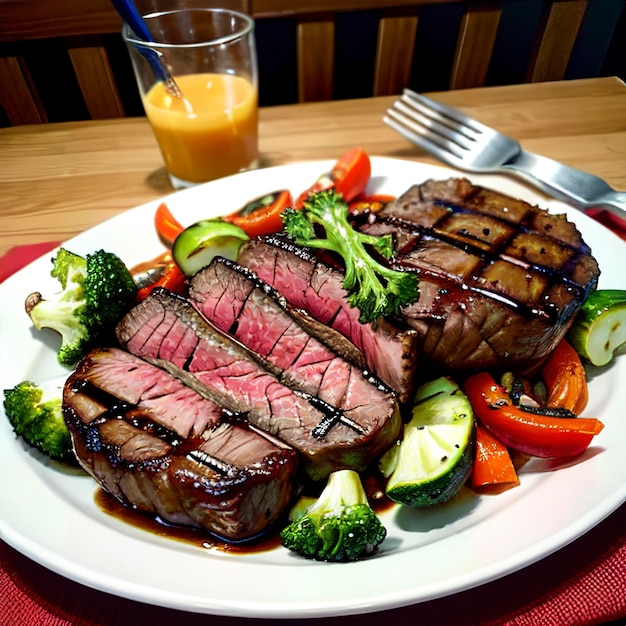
[464,372,604,458]
[154,202,184,247]
[541,339,589,415]
[224,189,294,238]
[136,258,186,301]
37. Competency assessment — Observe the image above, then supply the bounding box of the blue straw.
[111,0,182,97]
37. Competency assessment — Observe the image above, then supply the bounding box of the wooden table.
[1,77,626,625]
[1,76,625,259]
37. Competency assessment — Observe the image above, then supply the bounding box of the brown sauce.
[94,469,395,555]
[94,489,282,554]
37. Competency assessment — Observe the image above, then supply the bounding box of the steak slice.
[358,178,601,371]
[63,347,298,541]
[236,234,418,403]
[188,256,400,439]
[116,289,401,480]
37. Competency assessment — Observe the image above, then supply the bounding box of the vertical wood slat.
[373,13,418,96]
[0,56,46,124]
[449,2,503,90]
[526,0,588,83]
[297,18,335,102]
[0,0,594,124]
[68,45,125,119]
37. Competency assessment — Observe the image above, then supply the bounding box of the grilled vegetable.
[280,469,387,562]
[568,289,626,367]
[464,372,604,458]
[541,339,588,415]
[224,189,294,238]
[295,147,372,208]
[3,380,74,463]
[154,202,184,246]
[172,218,249,277]
[25,248,138,367]
[471,424,519,493]
[379,377,475,507]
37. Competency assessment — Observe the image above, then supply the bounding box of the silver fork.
[384,89,626,220]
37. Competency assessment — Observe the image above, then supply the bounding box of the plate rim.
[1,156,625,618]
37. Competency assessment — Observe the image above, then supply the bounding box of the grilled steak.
[63,348,298,541]
[116,288,402,480]
[358,178,601,371]
[188,256,399,438]
[236,234,419,402]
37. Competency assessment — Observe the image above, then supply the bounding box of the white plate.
[1,158,625,618]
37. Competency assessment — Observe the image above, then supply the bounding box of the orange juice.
[143,73,258,184]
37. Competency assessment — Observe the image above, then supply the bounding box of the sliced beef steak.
[188,257,399,427]
[358,178,600,371]
[63,348,298,541]
[236,234,418,402]
[116,289,402,479]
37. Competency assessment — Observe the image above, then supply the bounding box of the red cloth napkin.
[0,241,61,283]
[586,208,626,241]
[1,233,625,626]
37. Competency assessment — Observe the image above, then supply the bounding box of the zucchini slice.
[568,289,626,367]
[379,377,475,507]
[172,219,249,277]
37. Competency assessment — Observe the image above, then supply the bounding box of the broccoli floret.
[280,469,387,562]
[281,190,419,323]
[25,248,138,367]
[3,380,75,463]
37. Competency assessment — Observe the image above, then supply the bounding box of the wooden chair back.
[0,0,590,126]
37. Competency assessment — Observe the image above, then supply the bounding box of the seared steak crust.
[63,348,298,540]
[116,289,402,479]
[237,234,419,402]
[359,178,600,370]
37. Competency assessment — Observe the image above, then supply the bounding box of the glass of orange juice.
[123,7,259,189]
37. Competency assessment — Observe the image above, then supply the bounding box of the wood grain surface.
[1,76,625,258]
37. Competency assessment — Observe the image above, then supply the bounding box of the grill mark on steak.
[189,256,400,451]
[63,347,298,540]
[357,178,600,371]
[66,347,223,439]
[236,234,419,403]
[364,212,587,323]
[116,289,401,479]
[189,257,395,390]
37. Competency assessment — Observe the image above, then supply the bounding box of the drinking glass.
[123,6,259,189]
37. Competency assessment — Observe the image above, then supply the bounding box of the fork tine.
[402,89,486,135]
[390,99,477,152]
[383,108,465,166]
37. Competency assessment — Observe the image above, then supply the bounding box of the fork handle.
[502,151,626,220]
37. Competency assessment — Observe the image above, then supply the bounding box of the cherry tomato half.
[332,147,372,202]
[296,147,372,208]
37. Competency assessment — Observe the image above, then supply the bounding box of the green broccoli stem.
[25,247,138,368]
[307,468,369,515]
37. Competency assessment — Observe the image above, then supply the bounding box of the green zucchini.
[379,377,475,507]
[172,218,249,277]
[568,289,626,367]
